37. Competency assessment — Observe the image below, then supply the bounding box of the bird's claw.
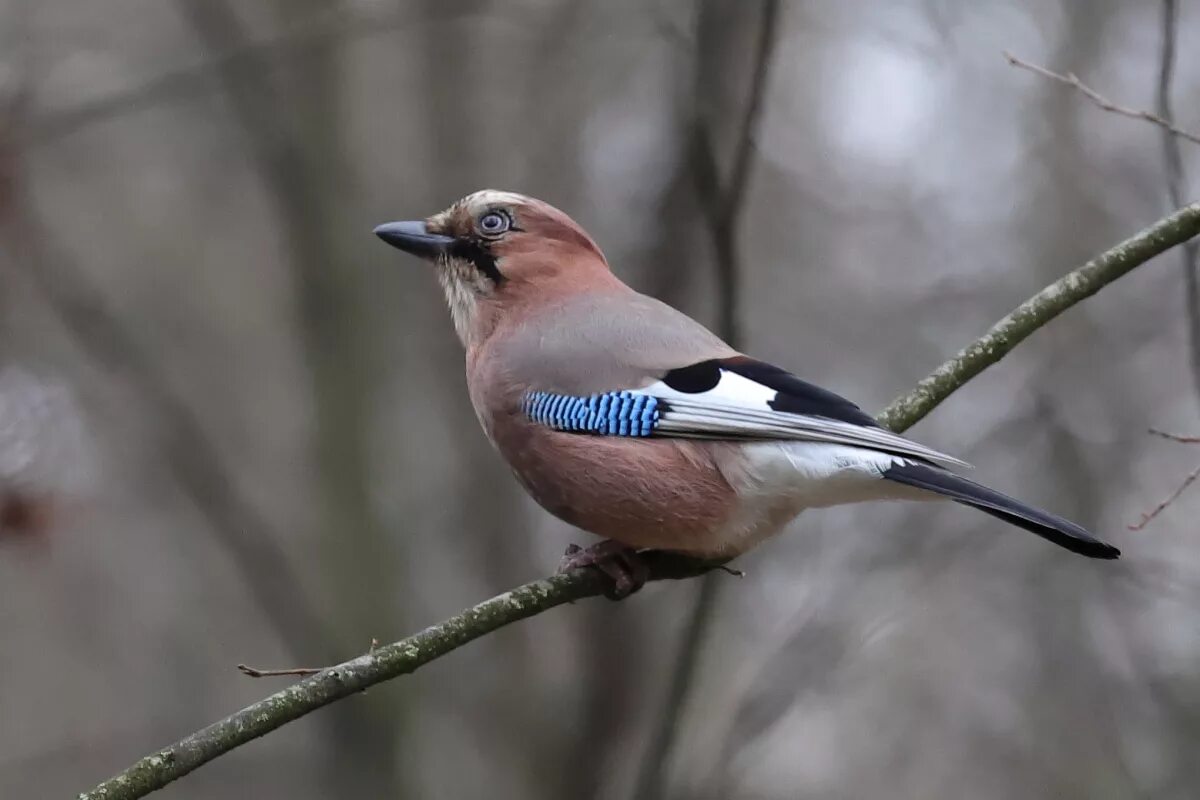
[558,540,649,600]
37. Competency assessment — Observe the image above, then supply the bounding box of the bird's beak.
[373,220,455,260]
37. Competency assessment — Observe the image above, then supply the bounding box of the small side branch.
[1004,50,1200,145]
[76,556,719,800]
[1130,426,1200,530]
[1149,428,1200,444]
[237,664,322,679]
[239,639,380,678]
[1128,465,1200,531]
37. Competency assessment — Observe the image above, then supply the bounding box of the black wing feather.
[718,357,881,428]
[660,357,879,426]
[653,357,969,467]
[884,462,1119,559]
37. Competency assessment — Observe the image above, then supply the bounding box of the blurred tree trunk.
[264,2,406,795]
[410,4,561,797]
[1014,4,1138,793]
[636,5,779,798]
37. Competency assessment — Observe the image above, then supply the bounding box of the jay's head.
[375,190,611,344]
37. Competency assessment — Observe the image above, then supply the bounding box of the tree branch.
[20,3,482,148]
[76,555,718,800]
[1004,50,1200,146]
[1149,428,1200,444]
[78,204,1200,799]
[876,203,1200,432]
[1128,463,1200,531]
[1129,427,1200,530]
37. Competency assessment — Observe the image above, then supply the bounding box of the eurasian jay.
[375,191,1118,594]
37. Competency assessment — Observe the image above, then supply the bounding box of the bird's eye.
[478,211,510,235]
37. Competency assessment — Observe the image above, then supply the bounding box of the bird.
[374,190,1119,595]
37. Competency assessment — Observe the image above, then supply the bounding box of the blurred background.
[2,0,1199,797]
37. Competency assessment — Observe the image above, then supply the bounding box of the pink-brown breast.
[468,370,742,555]
[508,422,739,554]
[460,284,770,556]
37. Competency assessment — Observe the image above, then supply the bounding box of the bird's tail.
[882,462,1119,559]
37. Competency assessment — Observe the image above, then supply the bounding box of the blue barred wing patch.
[523,390,663,437]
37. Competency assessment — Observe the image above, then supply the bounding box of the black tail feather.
[883,462,1120,559]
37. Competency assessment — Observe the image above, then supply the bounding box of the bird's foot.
[558,540,649,600]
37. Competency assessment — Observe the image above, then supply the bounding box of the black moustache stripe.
[450,240,505,284]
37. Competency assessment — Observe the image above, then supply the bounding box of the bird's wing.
[521,355,969,469]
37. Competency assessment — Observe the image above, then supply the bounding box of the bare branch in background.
[635,4,781,798]
[1153,0,1200,406]
[173,1,407,796]
[76,202,1200,800]
[77,555,722,800]
[1003,51,1200,146]
[20,3,483,148]
[691,0,779,344]
[6,220,334,661]
[1128,464,1200,531]
[708,603,850,798]
[1150,428,1200,444]
[0,86,332,663]
[1129,426,1200,531]
[633,567,720,800]
[1006,17,1200,531]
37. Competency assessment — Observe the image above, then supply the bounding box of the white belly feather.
[712,442,933,555]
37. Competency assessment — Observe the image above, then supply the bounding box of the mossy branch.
[79,203,1200,800]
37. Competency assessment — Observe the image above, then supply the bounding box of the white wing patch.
[647,369,776,409]
[642,370,970,470]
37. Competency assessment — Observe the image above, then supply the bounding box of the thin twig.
[237,664,322,679]
[76,555,722,800]
[21,4,481,148]
[1149,427,1200,444]
[1132,424,1200,530]
[1128,463,1200,531]
[1003,50,1200,146]
[239,638,380,678]
[77,205,1200,800]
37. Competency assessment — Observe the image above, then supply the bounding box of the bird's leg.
[558,540,649,600]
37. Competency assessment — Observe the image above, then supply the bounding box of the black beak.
[373,221,455,259]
